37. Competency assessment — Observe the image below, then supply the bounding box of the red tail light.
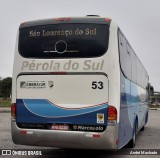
[11,103,16,118]
[20,130,27,135]
[108,106,117,120]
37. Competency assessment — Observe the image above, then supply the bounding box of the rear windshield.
[19,23,110,58]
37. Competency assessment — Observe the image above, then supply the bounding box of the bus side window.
[131,48,137,84]
[126,43,130,54]
[119,33,123,46]
[118,30,132,80]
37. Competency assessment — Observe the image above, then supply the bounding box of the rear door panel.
[16,74,109,127]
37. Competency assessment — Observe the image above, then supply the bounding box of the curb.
[149,108,160,111]
[0,108,11,113]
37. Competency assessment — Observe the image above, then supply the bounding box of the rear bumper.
[12,121,118,150]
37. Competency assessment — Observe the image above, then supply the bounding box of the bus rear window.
[18,23,110,58]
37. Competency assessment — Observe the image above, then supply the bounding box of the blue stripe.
[23,99,108,118]
[16,99,108,125]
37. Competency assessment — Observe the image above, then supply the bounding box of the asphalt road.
[0,109,160,158]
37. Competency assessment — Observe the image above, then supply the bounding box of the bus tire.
[145,112,148,124]
[128,119,138,148]
[140,112,148,131]
[140,126,144,131]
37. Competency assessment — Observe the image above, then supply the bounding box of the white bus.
[12,16,149,150]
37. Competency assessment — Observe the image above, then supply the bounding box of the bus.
[11,16,149,150]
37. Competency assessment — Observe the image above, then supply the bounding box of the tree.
[0,80,2,97]
[1,77,12,98]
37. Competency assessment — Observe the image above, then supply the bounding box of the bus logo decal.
[20,82,27,88]
[48,81,54,88]
[20,81,46,89]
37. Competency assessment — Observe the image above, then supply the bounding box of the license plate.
[51,125,69,130]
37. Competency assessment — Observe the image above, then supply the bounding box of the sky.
[0,0,160,91]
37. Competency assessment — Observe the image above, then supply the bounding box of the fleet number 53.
[92,81,103,89]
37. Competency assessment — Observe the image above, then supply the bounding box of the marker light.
[54,17,71,22]
[104,18,111,22]
[20,22,25,27]
[107,106,117,120]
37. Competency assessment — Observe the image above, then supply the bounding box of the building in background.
[150,92,160,105]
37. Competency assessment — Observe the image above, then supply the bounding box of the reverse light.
[11,103,16,118]
[107,106,117,120]
[20,130,33,135]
